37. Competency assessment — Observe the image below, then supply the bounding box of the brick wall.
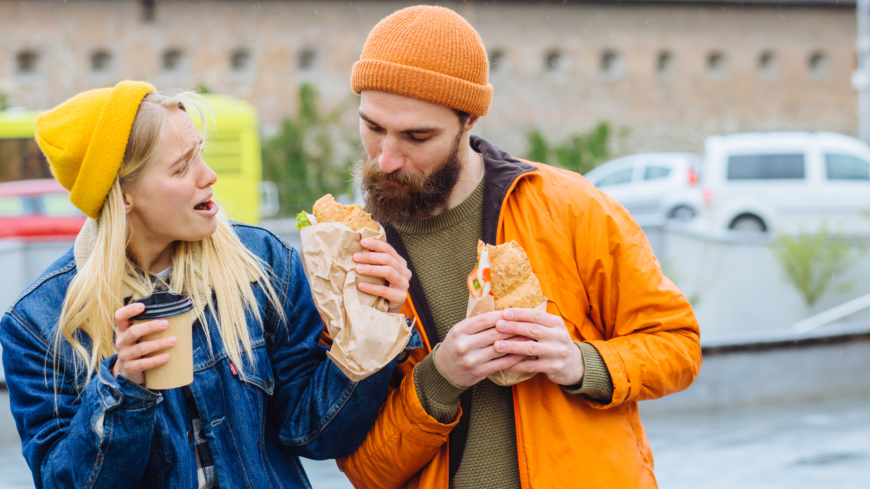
[0,0,858,158]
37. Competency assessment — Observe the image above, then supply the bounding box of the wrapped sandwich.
[466,240,547,386]
[296,195,411,381]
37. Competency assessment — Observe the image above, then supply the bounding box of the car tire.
[729,215,766,233]
[669,205,695,221]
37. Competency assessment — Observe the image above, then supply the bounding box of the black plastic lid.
[130,291,195,320]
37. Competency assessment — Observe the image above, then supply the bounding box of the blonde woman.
[0,81,412,489]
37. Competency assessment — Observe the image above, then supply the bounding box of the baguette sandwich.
[468,240,544,311]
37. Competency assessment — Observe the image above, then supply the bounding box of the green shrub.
[262,84,358,217]
[524,122,612,174]
[772,227,861,310]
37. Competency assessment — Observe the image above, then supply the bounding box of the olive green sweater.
[394,176,614,489]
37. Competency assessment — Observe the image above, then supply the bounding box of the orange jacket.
[338,138,702,488]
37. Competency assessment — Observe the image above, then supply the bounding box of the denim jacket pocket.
[236,344,274,396]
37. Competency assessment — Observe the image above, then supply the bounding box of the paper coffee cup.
[130,291,196,390]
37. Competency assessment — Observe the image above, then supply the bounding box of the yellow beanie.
[351,5,492,116]
[35,80,155,219]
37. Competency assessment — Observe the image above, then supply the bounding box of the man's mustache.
[358,158,426,191]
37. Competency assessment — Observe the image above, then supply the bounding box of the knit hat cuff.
[351,59,492,116]
[72,81,155,218]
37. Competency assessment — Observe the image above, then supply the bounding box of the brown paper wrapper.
[465,294,548,386]
[300,221,411,382]
[137,310,196,390]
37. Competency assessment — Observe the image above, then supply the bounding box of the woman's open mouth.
[194,198,219,216]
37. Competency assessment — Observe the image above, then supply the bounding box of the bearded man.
[338,6,702,489]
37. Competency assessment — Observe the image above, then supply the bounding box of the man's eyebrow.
[359,111,441,135]
[358,111,380,127]
[170,138,204,169]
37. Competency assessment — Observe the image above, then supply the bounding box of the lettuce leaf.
[295,211,312,230]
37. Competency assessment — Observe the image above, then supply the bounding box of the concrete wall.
[0,0,858,156]
[641,327,870,414]
[645,226,870,339]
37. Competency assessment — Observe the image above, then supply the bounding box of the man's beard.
[355,131,463,226]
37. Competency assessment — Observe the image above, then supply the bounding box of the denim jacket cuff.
[97,355,163,408]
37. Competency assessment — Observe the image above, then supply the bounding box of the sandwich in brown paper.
[466,240,547,386]
[296,195,412,381]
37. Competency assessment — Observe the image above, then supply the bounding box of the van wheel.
[669,205,695,221]
[729,215,766,233]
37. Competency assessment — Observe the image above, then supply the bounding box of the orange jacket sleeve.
[577,191,702,408]
[336,362,459,488]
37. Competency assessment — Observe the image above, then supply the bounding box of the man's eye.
[367,124,383,132]
[408,134,429,142]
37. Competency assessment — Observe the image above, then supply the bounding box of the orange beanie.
[351,5,492,116]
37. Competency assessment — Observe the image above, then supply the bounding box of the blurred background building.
[0,0,859,157]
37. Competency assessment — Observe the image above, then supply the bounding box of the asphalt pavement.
[1,394,867,488]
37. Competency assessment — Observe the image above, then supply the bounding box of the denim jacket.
[0,224,401,489]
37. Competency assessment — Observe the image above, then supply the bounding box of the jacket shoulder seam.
[231,222,293,253]
[7,261,76,313]
[3,309,51,350]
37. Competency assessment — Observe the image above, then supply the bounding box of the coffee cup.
[130,291,196,390]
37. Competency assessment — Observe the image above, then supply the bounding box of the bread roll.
[477,240,544,310]
[313,194,380,232]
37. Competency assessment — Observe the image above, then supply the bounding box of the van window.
[0,196,24,216]
[0,139,52,182]
[42,193,84,217]
[727,154,805,180]
[825,154,870,181]
[644,166,672,180]
[595,167,633,187]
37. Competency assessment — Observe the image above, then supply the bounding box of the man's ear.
[463,114,481,133]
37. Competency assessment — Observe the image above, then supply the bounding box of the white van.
[699,131,870,234]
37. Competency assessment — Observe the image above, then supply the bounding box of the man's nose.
[378,138,404,174]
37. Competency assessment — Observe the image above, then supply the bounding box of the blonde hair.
[54,91,283,385]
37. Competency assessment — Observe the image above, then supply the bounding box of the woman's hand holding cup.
[112,302,176,385]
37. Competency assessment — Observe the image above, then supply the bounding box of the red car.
[0,179,86,240]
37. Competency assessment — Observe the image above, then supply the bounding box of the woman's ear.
[121,188,134,215]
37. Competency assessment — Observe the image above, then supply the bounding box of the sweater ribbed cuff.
[561,342,615,402]
[413,344,468,423]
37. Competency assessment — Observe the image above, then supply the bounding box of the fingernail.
[167,337,177,346]
[163,354,170,360]
[504,310,514,319]
[361,239,369,246]
[358,265,368,272]
[497,321,507,331]
[359,283,368,290]
[496,341,505,351]
[354,253,361,260]
[160,320,169,328]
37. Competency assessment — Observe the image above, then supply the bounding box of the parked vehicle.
[699,131,870,234]
[0,179,85,239]
[0,94,276,224]
[583,152,702,226]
